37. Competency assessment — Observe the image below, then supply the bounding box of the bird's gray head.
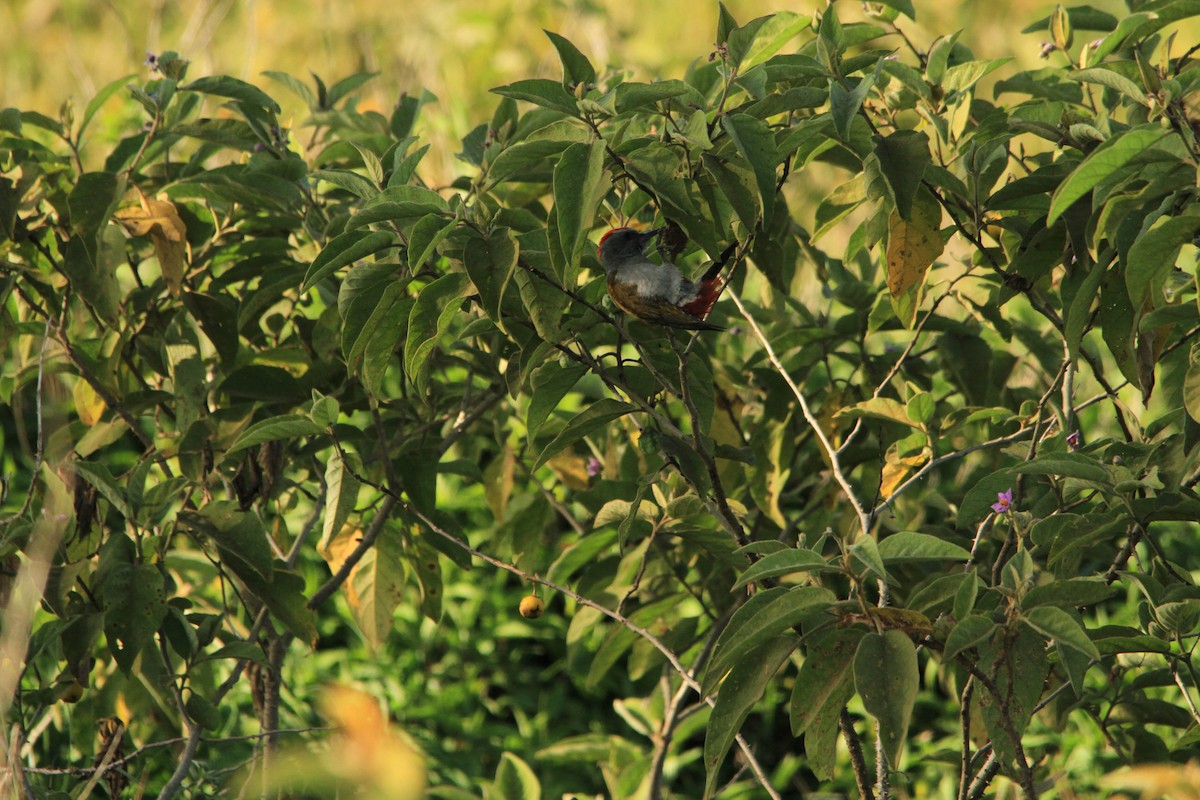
[598,227,661,274]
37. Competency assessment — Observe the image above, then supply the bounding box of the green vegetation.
[4,1,1200,798]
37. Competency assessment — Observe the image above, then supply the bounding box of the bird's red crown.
[598,227,633,249]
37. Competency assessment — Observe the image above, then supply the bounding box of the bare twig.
[729,288,871,538]
[841,710,875,800]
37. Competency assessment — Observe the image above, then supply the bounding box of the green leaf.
[63,173,122,324]
[1022,5,1119,33]
[1023,578,1117,609]
[73,461,133,521]
[1025,606,1100,659]
[227,414,324,455]
[346,185,449,231]
[80,74,137,139]
[703,636,797,796]
[463,227,518,324]
[854,629,919,768]
[942,58,1010,95]
[182,291,239,363]
[321,450,361,553]
[303,230,397,291]
[186,694,223,731]
[552,141,606,278]
[872,130,930,220]
[716,3,738,45]
[487,140,575,185]
[943,614,996,660]
[875,0,915,18]
[349,533,408,649]
[311,167,380,200]
[515,267,568,342]
[849,535,889,584]
[906,392,935,424]
[790,628,862,736]
[613,80,695,114]
[1012,453,1111,483]
[1072,67,1147,106]
[724,14,771,69]
[179,502,275,582]
[533,398,635,470]
[491,79,578,116]
[326,72,378,109]
[97,534,167,675]
[199,641,268,664]
[807,675,856,781]
[526,361,588,441]
[1126,211,1200,309]
[404,273,471,395]
[1092,3,1200,62]
[493,752,541,800]
[877,532,970,563]
[721,114,778,224]
[1185,357,1200,424]
[703,586,834,695]
[407,213,456,271]
[184,75,281,113]
[836,396,916,427]
[243,565,318,646]
[704,154,761,229]
[340,265,408,366]
[544,31,596,87]
[262,70,316,108]
[732,548,831,591]
[1064,259,1105,362]
[1046,127,1170,226]
[830,69,877,141]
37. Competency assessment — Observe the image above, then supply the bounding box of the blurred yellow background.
[2,0,1126,180]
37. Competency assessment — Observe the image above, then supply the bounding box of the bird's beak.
[640,227,664,248]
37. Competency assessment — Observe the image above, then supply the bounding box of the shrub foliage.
[4,1,1200,798]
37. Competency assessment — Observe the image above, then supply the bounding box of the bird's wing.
[608,279,723,331]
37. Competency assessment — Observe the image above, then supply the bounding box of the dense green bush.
[4,1,1200,798]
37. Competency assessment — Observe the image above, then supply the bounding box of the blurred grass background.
[2,0,1127,184]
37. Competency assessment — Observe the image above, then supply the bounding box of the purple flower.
[585,457,602,478]
[144,52,159,71]
[991,488,1013,514]
[1066,431,1081,451]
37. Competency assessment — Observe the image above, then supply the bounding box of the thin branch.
[729,288,871,537]
[841,710,875,800]
[307,493,397,611]
[875,726,891,800]
[958,677,975,800]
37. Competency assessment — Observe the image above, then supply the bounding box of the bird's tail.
[681,242,739,320]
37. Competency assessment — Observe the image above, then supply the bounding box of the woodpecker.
[597,227,736,331]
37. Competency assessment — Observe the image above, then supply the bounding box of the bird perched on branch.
[597,227,737,331]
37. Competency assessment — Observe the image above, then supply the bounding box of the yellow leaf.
[548,452,590,490]
[319,524,363,608]
[115,194,189,296]
[880,452,928,500]
[873,606,933,635]
[72,378,106,426]
[320,685,426,799]
[886,193,944,298]
[483,446,515,522]
[1102,761,1200,799]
